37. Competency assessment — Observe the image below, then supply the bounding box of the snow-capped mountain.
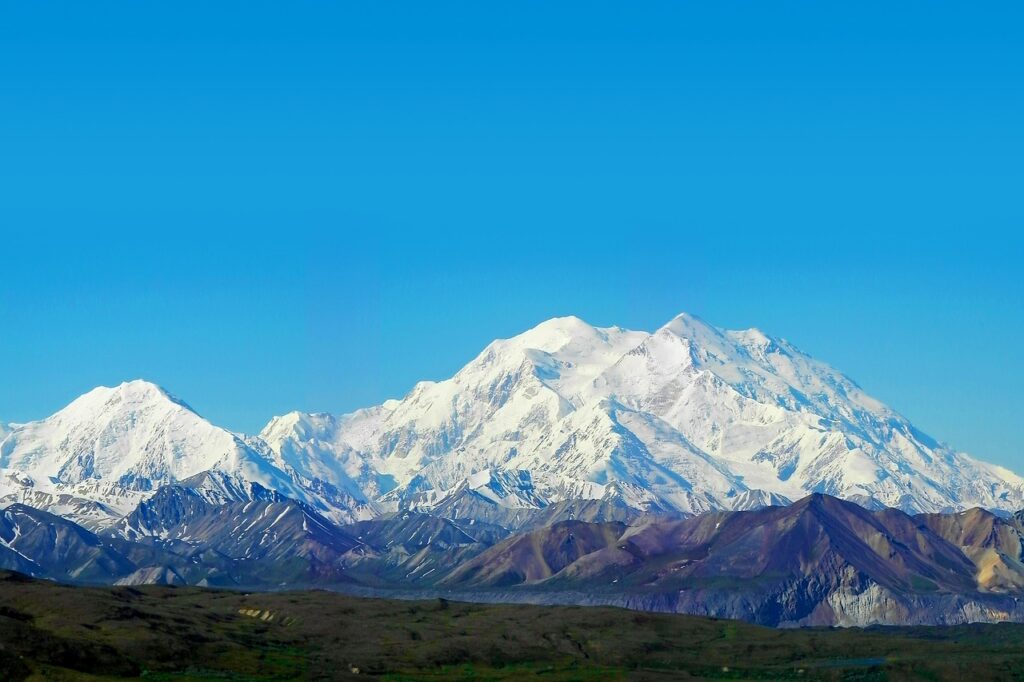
[262,314,1024,515]
[3,313,1022,526]
[0,381,367,528]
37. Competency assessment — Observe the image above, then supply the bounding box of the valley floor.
[0,572,1023,680]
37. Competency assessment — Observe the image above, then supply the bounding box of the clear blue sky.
[1,3,1022,468]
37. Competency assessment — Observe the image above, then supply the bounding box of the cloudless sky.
[1,2,1022,468]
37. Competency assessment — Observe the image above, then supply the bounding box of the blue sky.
[1,3,1022,468]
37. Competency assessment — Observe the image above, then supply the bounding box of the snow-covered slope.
[258,408,395,503]
[0,381,366,527]
[262,314,1024,515]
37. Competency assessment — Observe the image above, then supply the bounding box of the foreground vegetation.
[1,572,1023,680]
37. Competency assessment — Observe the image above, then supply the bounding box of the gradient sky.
[1,3,1022,469]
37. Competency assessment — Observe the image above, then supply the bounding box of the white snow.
[0,380,358,527]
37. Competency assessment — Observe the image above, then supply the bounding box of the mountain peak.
[83,379,183,403]
[55,380,196,423]
[537,314,591,327]
[111,379,183,403]
[503,316,602,351]
[259,410,338,443]
[659,312,727,345]
[0,380,255,499]
[668,311,709,325]
[790,491,838,510]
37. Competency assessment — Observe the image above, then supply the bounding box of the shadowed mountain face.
[0,484,370,588]
[0,505,134,582]
[110,483,368,586]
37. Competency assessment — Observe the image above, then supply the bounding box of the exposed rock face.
[437,495,1024,626]
[916,507,1024,592]
[114,566,185,586]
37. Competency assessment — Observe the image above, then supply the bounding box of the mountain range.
[2,487,1024,626]
[2,313,1021,528]
[2,312,1024,626]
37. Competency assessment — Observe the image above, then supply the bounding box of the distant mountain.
[264,314,1024,516]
